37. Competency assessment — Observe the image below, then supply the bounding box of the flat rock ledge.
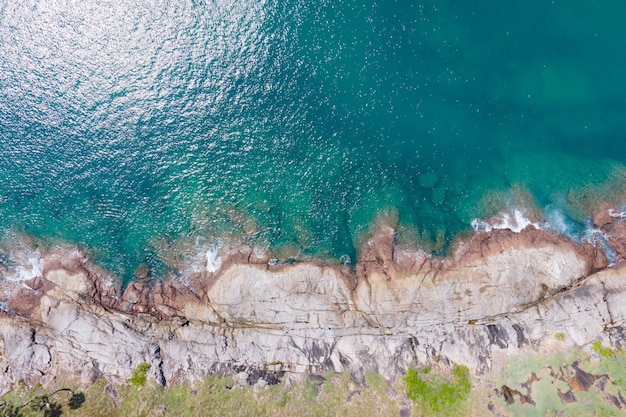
[2,214,626,392]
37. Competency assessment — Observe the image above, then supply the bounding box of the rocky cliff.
[1,208,626,393]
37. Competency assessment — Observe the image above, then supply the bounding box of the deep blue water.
[1,1,626,280]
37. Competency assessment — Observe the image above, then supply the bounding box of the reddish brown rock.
[6,287,41,317]
[25,276,44,291]
[359,225,395,265]
[134,263,150,280]
[449,228,594,274]
[392,247,432,275]
[566,363,598,392]
[584,240,610,271]
[593,207,614,228]
[557,389,577,404]
[357,225,398,280]
[604,220,626,262]
[0,220,624,393]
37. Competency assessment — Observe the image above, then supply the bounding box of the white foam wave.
[543,206,578,240]
[4,251,43,283]
[188,241,222,275]
[609,208,626,219]
[204,245,222,273]
[471,209,542,233]
[583,225,619,267]
[542,206,620,268]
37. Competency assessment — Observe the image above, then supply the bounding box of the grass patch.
[491,345,626,417]
[365,371,388,396]
[591,341,620,359]
[0,368,487,416]
[0,385,85,417]
[129,363,151,387]
[404,365,471,416]
[302,377,321,402]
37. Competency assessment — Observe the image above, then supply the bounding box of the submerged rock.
[418,172,439,189]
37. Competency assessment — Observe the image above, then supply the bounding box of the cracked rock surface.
[1,217,626,391]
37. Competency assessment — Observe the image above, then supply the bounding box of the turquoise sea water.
[1,1,626,280]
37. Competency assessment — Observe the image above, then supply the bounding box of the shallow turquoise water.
[1,1,626,280]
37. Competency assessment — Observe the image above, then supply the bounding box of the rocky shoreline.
[1,207,626,395]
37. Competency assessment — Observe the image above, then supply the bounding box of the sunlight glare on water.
[1,0,626,281]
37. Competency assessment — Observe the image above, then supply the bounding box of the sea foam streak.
[545,206,619,266]
[176,240,223,285]
[584,226,618,266]
[189,241,222,274]
[609,208,626,219]
[472,205,622,267]
[471,209,541,233]
[543,205,579,240]
[3,250,43,283]
[204,245,222,273]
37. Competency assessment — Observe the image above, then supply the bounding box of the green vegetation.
[591,340,620,359]
[490,343,626,417]
[0,387,85,417]
[554,332,566,341]
[0,371,425,417]
[364,370,388,396]
[129,363,151,387]
[301,377,322,402]
[591,341,626,393]
[7,346,626,416]
[404,365,471,416]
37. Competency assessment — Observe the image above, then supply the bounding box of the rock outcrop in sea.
[1,207,626,394]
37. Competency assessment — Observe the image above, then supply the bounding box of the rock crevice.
[0,218,626,390]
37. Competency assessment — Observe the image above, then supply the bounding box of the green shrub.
[129,363,151,387]
[592,341,617,358]
[554,332,566,341]
[0,402,22,417]
[0,387,84,417]
[404,365,471,415]
[28,395,49,412]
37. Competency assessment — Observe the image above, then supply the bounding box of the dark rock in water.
[591,238,610,270]
[432,186,446,205]
[134,263,150,281]
[604,220,626,261]
[418,173,438,189]
[0,252,15,271]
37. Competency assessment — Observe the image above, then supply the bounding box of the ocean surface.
[1,1,626,281]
